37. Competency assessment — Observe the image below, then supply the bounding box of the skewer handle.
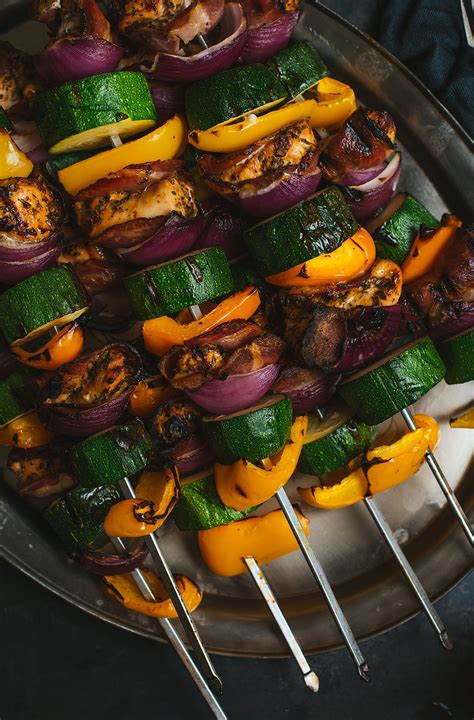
[400,408,474,546]
[243,556,319,693]
[119,478,223,695]
[110,537,227,719]
[363,496,453,650]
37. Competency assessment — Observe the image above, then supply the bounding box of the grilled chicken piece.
[167,0,224,44]
[241,0,300,27]
[58,241,124,295]
[151,398,203,449]
[198,120,318,194]
[0,42,42,112]
[319,108,396,183]
[8,444,76,498]
[0,169,64,244]
[119,0,189,33]
[32,0,112,40]
[74,168,197,243]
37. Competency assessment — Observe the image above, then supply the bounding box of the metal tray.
[0,0,473,658]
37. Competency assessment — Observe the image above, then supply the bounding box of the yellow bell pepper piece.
[58,114,188,196]
[135,468,179,523]
[188,99,316,154]
[450,407,474,428]
[104,570,202,618]
[366,414,439,494]
[0,410,54,449]
[0,129,33,180]
[198,506,310,576]
[298,467,368,510]
[129,378,178,419]
[266,228,376,287]
[143,285,261,356]
[308,77,357,129]
[402,215,461,285]
[215,416,307,511]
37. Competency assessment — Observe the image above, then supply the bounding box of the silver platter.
[0,0,473,657]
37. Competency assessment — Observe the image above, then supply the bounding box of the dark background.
[1,1,473,719]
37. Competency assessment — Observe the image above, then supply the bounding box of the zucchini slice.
[203,394,293,464]
[32,71,157,153]
[268,41,329,99]
[438,329,474,384]
[68,419,152,488]
[297,403,375,476]
[0,368,35,427]
[173,469,256,531]
[125,248,234,320]
[185,63,287,131]
[338,337,446,425]
[0,107,14,133]
[45,484,121,553]
[366,193,439,265]
[245,186,358,276]
[0,266,89,347]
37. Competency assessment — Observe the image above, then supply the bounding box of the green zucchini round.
[185,63,287,131]
[32,71,157,153]
[45,484,121,553]
[438,329,474,384]
[125,248,234,320]
[245,187,358,276]
[69,419,152,488]
[173,469,256,531]
[267,41,329,99]
[0,369,36,427]
[338,337,446,425]
[203,394,293,464]
[0,266,89,346]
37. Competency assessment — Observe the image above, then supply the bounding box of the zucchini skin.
[32,71,157,150]
[69,419,152,488]
[338,338,446,425]
[45,484,121,553]
[0,266,89,346]
[374,195,439,265]
[438,329,474,384]
[204,396,293,464]
[0,368,35,426]
[298,420,376,476]
[245,187,358,276]
[268,41,329,98]
[125,248,234,320]
[173,473,255,531]
[185,64,287,131]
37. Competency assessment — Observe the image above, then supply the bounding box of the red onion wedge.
[335,305,403,373]
[338,163,386,187]
[238,168,322,218]
[149,81,185,122]
[194,203,245,259]
[342,152,401,222]
[38,37,124,84]
[240,11,299,63]
[77,543,148,575]
[0,230,60,262]
[430,303,474,341]
[26,144,50,164]
[118,213,205,266]
[170,434,215,476]
[186,362,280,414]
[151,3,247,83]
[0,240,60,284]
[271,366,340,414]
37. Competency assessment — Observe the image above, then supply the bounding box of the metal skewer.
[243,556,320,692]
[196,34,209,50]
[120,477,223,695]
[400,407,474,546]
[110,536,228,719]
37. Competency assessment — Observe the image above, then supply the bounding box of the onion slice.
[170,434,215,476]
[335,305,403,372]
[240,12,299,63]
[0,241,60,285]
[193,203,245,259]
[238,168,322,218]
[38,37,124,84]
[272,366,340,414]
[149,81,185,122]
[117,214,205,266]
[77,543,148,575]
[342,152,401,222]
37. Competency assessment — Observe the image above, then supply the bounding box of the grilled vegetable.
[298,468,368,510]
[0,107,14,132]
[104,570,202,618]
[438,329,474,384]
[0,129,33,179]
[150,398,203,450]
[129,376,178,419]
[267,40,329,98]
[7,443,75,497]
[402,214,461,285]
[0,368,37,427]
[450,408,474,428]
[11,323,84,371]
[0,410,53,450]
[58,241,124,295]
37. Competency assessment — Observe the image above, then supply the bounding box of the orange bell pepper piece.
[103,468,178,537]
[402,215,461,285]
[298,467,368,510]
[265,228,376,287]
[104,570,202,618]
[142,285,261,356]
[129,378,179,419]
[0,409,54,449]
[12,323,84,371]
[198,506,310,576]
[0,128,33,179]
[215,416,307,511]
[450,407,474,428]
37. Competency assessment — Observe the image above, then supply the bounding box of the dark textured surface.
[0,558,472,720]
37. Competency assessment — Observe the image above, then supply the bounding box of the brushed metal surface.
[0,1,473,657]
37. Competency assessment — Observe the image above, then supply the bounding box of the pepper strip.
[266,228,376,287]
[129,378,179,419]
[215,416,307,511]
[0,129,33,179]
[104,570,202,618]
[450,407,474,428]
[298,468,368,510]
[308,77,357,129]
[0,410,54,449]
[142,285,261,356]
[402,215,461,285]
[12,323,84,370]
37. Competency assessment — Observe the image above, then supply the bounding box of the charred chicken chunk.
[59,240,124,295]
[31,0,112,41]
[8,444,76,498]
[0,42,42,112]
[241,0,300,28]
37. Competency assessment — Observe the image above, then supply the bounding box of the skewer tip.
[358,662,371,683]
[209,674,224,696]
[304,671,320,693]
[440,630,454,651]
